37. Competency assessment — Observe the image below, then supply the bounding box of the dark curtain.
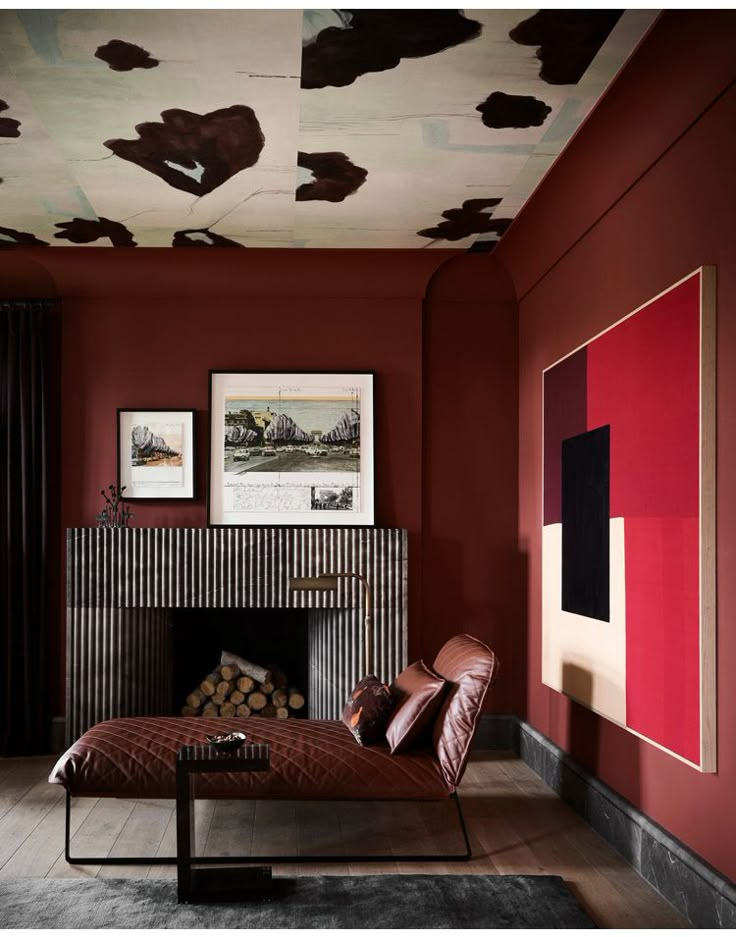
[1,300,52,755]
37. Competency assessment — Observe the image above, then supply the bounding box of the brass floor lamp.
[288,572,374,675]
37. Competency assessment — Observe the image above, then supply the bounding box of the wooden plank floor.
[0,750,687,928]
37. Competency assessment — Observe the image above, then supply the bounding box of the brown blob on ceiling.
[172,229,246,247]
[0,226,48,248]
[476,91,552,129]
[302,11,482,89]
[104,106,265,196]
[509,10,623,85]
[95,39,159,72]
[417,198,513,242]
[54,218,137,247]
[0,99,21,138]
[296,152,368,202]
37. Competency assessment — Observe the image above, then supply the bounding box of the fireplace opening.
[172,608,310,719]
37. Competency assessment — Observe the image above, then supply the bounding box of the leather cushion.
[341,675,395,745]
[49,716,452,800]
[431,634,499,788]
[385,661,446,754]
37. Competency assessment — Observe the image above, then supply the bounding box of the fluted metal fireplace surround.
[66,527,408,743]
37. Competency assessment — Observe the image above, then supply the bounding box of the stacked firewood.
[180,649,305,719]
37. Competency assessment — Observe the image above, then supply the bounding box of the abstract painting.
[542,268,716,771]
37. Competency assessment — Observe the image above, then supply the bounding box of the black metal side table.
[176,741,271,903]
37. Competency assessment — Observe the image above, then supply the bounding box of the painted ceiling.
[0,9,657,250]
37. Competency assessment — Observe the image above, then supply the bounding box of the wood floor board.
[493,750,541,781]
[251,799,300,875]
[0,779,65,868]
[463,757,526,800]
[384,800,461,875]
[0,751,691,927]
[339,801,399,874]
[147,798,214,879]
[98,800,175,879]
[462,761,549,875]
[295,802,351,875]
[491,779,640,927]
[0,755,56,775]
[46,858,99,880]
[0,776,48,823]
[203,799,256,858]
[0,795,97,879]
[494,756,687,929]
[557,811,687,928]
[471,805,547,875]
[46,797,137,878]
[0,759,57,815]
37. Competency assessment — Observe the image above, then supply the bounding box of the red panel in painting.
[586,275,700,520]
[585,272,702,763]
[623,516,700,763]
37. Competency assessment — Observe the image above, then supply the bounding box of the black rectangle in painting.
[561,425,610,622]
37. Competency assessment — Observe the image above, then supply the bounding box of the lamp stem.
[356,574,372,675]
[329,572,373,675]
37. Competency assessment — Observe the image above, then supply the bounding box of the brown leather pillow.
[385,660,446,754]
[342,675,395,745]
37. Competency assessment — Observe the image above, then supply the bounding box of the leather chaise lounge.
[50,633,498,864]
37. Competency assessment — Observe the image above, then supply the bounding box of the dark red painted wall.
[1,248,520,717]
[495,12,736,879]
[423,256,521,709]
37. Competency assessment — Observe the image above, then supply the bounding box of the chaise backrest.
[431,634,499,788]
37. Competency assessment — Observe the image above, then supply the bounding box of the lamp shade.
[288,575,339,591]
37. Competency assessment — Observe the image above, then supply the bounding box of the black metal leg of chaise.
[64,790,472,865]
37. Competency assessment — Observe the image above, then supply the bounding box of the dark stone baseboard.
[475,714,736,929]
[472,713,520,752]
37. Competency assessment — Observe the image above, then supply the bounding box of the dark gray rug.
[0,874,594,929]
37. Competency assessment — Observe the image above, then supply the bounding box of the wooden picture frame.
[117,408,197,500]
[208,371,374,527]
[541,267,716,771]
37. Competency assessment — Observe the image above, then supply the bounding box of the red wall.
[495,12,736,879]
[53,251,437,536]
[1,247,520,717]
[423,256,521,710]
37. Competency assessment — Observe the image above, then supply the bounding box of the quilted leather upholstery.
[431,634,499,788]
[49,716,452,800]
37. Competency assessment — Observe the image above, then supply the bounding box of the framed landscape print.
[117,409,196,500]
[542,267,716,771]
[208,371,374,526]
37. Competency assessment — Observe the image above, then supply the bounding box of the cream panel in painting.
[542,519,627,725]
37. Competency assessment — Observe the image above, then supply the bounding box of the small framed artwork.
[208,371,374,526]
[117,409,196,500]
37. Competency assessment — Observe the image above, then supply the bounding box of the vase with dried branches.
[96,484,134,528]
